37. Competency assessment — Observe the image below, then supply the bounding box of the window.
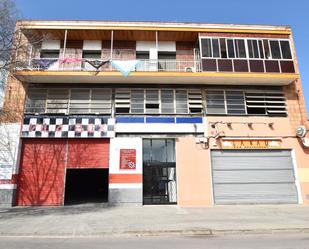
[161,90,175,114]
[258,40,264,59]
[131,89,144,114]
[247,40,260,58]
[245,91,287,115]
[206,90,226,114]
[69,89,90,114]
[269,40,281,59]
[40,50,60,59]
[145,89,160,113]
[158,52,176,71]
[175,90,188,114]
[136,51,150,59]
[235,39,246,58]
[212,39,220,58]
[82,50,101,59]
[227,39,235,58]
[201,39,212,57]
[90,89,112,114]
[225,91,246,114]
[188,90,203,113]
[46,89,69,114]
[200,37,293,62]
[220,38,228,58]
[115,89,130,113]
[280,41,292,59]
[143,139,175,163]
[263,40,271,59]
[25,89,47,113]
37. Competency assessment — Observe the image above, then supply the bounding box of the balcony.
[13,43,299,86]
[15,58,201,73]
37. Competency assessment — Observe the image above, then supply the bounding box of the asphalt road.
[1,233,309,249]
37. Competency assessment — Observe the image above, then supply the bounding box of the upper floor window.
[25,87,287,117]
[40,40,60,59]
[200,37,293,61]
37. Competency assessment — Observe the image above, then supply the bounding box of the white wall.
[0,123,20,180]
[109,137,143,174]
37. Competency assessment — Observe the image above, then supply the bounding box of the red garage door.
[67,139,109,168]
[16,139,66,206]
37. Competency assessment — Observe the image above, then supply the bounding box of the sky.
[15,0,309,114]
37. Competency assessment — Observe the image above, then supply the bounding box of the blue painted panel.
[146,117,175,123]
[116,117,145,123]
[176,117,203,123]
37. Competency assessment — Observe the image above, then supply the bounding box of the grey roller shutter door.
[211,150,298,204]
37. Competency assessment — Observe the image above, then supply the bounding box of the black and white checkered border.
[21,116,115,138]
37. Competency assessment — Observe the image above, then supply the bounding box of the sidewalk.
[0,204,309,237]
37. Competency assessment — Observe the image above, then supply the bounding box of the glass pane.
[248,40,253,58]
[258,40,264,59]
[227,39,235,58]
[248,40,259,58]
[175,90,188,113]
[280,41,292,59]
[143,140,151,163]
[235,39,246,58]
[131,90,144,113]
[212,39,220,58]
[270,40,281,59]
[220,38,227,58]
[161,90,175,113]
[206,90,226,114]
[152,140,166,163]
[263,40,271,59]
[166,139,175,162]
[201,39,212,57]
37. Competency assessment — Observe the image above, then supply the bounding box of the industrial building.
[0,20,309,207]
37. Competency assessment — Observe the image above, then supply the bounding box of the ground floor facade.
[1,115,309,207]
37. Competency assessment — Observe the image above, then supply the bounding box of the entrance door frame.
[142,138,177,205]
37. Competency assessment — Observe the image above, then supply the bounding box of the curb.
[0,228,309,238]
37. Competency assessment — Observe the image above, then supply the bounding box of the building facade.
[0,20,309,207]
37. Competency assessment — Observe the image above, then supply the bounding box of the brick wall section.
[176,42,195,60]
[1,74,26,123]
[284,79,309,133]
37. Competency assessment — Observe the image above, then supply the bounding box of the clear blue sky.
[15,0,309,114]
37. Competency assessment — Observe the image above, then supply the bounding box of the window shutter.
[188,89,203,113]
[175,90,188,114]
[25,88,47,113]
[69,89,90,114]
[145,89,160,113]
[46,89,69,114]
[131,89,144,114]
[225,90,246,115]
[161,89,175,114]
[90,89,112,114]
[245,91,287,116]
[206,90,226,114]
[115,89,131,113]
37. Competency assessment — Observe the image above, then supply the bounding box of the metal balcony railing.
[14,58,203,73]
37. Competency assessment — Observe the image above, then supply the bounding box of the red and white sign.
[119,149,136,170]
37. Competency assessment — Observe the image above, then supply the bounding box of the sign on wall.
[221,139,282,149]
[119,149,136,170]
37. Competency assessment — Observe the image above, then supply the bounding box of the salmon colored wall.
[176,137,213,207]
[206,116,309,205]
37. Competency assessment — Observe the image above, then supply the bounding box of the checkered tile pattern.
[21,116,115,138]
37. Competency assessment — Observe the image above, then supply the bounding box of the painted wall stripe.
[109,174,142,183]
[0,184,17,190]
[109,183,142,189]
